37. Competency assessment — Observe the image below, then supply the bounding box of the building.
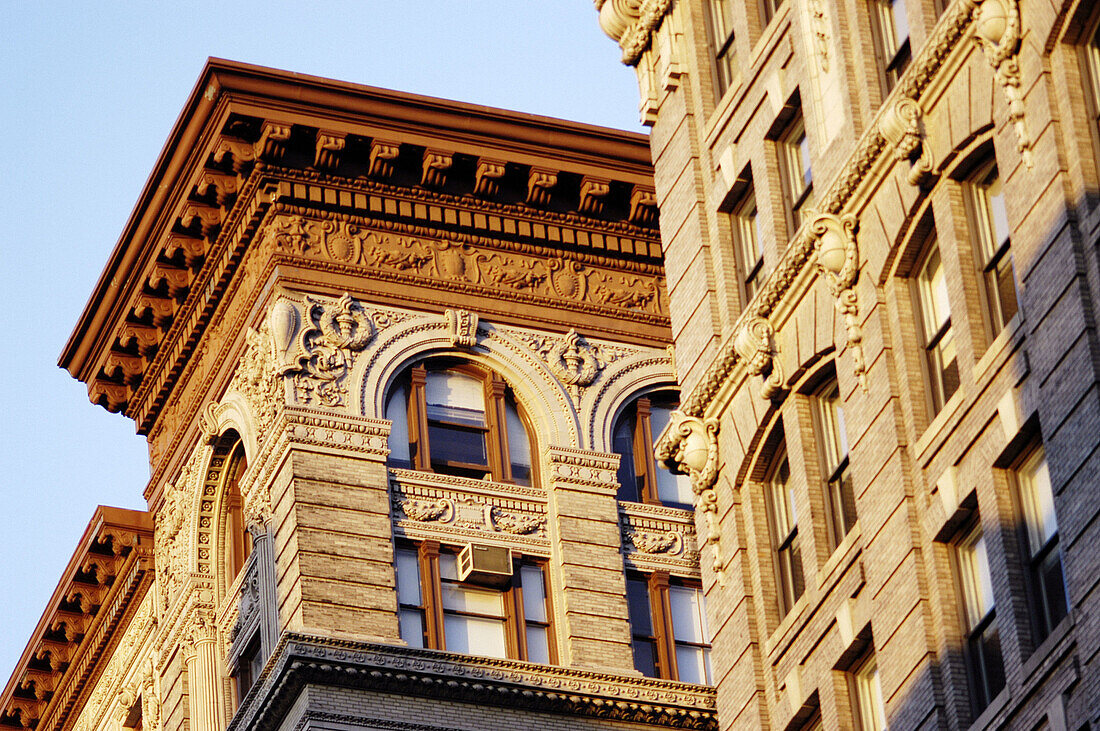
[596,0,1100,729]
[0,60,719,731]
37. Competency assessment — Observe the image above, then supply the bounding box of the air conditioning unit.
[456,544,512,587]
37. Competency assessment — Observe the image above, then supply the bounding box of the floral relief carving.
[401,498,454,523]
[732,317,784,400]
[972,0,1032,167]
[628,529,683,555]
[654,413,724,584]
[228,323,281,446]
[490,507,545,535]
[809,213,868,391]
[807,0,830,72]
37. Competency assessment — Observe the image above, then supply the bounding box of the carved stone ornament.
[446,309,479,348]
[628,529,683,555]
[654,412,724,584]
[491,507,546,535]
[732,317,784,400]
[276,294,376,408]
[809,213,868,391]
[597,0,674,65]
[807,0,830,72]
[229,323,281,445]
[401,498,453,523]
[879,97,935,187]
[547,329,602,390]
[972,0,1032,167]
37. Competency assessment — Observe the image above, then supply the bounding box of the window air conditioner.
[457,543,512,587]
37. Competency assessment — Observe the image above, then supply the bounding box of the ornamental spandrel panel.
[620,503,700,576]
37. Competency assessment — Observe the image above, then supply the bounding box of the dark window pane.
[427,423,488,468]
[994,254,1018,327]
[632,639,658,677]
[614,414,640,501]
[627,578,654,635]
[1039,550,1068,631]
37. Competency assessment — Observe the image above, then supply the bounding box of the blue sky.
[0,1,643,682]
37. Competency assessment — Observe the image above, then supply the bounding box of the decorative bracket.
[367,139,401,179]
[474,159,507,197]
[733,317,784,400]
[973,0,1032,168]
[880,97,935,187]
[809,213,868,391]
[655,412,724,584]
[445,309,479,348]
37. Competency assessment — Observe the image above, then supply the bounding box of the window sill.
[968,685,1010,731]
[764,592,810,659]
[1020,611,1077,686]
[815,522,863,591]
[971,312,1025,387]
[914,387,967,467]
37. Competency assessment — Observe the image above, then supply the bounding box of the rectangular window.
[730,189,766,304]
[778,113,814,236]
[871,0,911,92]
[761,0,787,26]
[851,651,887,731]
[814,380,856,549]
[913,240,959,414]
[765,449,804,615]
[1016,448,1068,639]
[1086,23,1100,137]
[614,393,694,509]
[957,523,1006,711]
[707,0,739,96]
[967,162,1018,336]
[395,542,554,664]
[627,573,712,683]
[232,634,264,705]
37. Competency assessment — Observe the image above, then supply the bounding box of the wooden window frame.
[812,379,857,550]
[395,540,556,664]
[870,0,911,93]
[730,186,765,306]
[911,236,959,415]
[777,111,814,238]
[1013,446,1068,641]
[613,392,693,509]
[626,571,712,684]
[760,0,786,27]
[965,160,1018,338]
[223,440,252,582]
[706,0,739,97]
[393,360,534,486]
[764,445,804,616]
[954,520,1006,713]
[231,632,263,707]
[849,650,887,731]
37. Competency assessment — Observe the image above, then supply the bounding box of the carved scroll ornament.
[733,317,784,400]
[445,309,479,348]
[879,97,935,187]
[972,0,1032,167]
[628,529,683,555]
[654,412,724,584]
[810,213,868,391]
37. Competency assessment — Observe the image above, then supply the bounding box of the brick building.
[0,60,716,731]
[596,0,1100,728]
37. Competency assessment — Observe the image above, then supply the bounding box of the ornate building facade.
[1,60,718,731]
[597,0,1100,729]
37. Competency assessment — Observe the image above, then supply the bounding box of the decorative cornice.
[677,0,1022,418]
[227,634,717,731]
[598,0,675,66]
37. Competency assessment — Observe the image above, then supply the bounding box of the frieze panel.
[261,212,668,320]
[620,503,700,575]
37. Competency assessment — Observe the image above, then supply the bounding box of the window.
[1015,448,1068,639]
[614,392,694,509]
[966,162,1018,336]
[1085,22,1100,137]
[813,380,856,549]
[232,634,264,705]
[870,0,911,92]
[395,542,553,663]
[956,522,1006,711]
[223,439,252,580]
[778,112,814,235]
[387,361,533,485]
[912,238,959,414]
[850,651,887,731]
[761,0,787,26]
[626,573,712,684]
[707,0,739,96]
[765,447,804,615]
[730,188,766,304]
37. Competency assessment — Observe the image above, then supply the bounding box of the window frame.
[777,112,814,238]
[1013,446,1068,641]
[395,540,556,665]
[706,0,739,97]
[954,520,1006,713]
[850,650,887,731]
[764,445,804,616]
[869,0,911,93]
[389,360,535,486]
[613,391,694,509]
[911,236,960,415]
[730,186,766,306]
[760,0,787,27]
[812,379,857,550]
[965,160,1018,338]
[626,571,712,684]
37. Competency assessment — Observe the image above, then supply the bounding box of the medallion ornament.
[809,213,868,391]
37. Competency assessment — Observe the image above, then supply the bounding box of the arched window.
[386,360,533,485]
[222,439,252,581]
[613,391,693,509]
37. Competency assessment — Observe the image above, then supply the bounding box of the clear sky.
[0,1,643,683]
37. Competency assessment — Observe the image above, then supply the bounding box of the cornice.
[0,508,154,731]
[228,634,716,731]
